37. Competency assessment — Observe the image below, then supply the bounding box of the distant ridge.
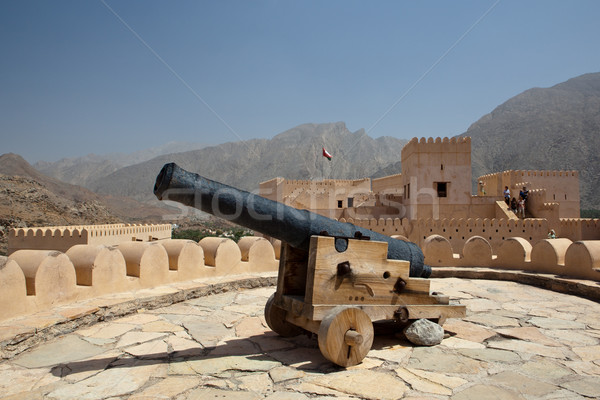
[83,122,410,203]
[34,141,206,187]
[461,72,600,209]
[0,153,171,223]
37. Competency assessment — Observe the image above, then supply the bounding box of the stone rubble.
[0,275,599,399]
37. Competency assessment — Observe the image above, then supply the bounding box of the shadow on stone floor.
[49,322,417,378]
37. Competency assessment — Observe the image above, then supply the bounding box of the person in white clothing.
[518,197,525,218]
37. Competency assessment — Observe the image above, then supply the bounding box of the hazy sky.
[2,0,599,163]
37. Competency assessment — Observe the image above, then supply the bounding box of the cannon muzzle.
[154,162,431,278]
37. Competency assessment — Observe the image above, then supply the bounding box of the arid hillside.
[0,154,174,255]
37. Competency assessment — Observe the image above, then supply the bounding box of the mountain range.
[34,141,207,188]
[2,72,598,240]
[85,123,409,205]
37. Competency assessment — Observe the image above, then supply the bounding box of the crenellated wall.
[345,216,550,253]
[8,223,172,254]
[559,218,600,242]
[0,236,279,322]
[8,224,172,255]
[478,170,580,218]
[2,225,599,325]
[400,136,472,161]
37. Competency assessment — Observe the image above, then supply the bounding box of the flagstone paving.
[1,276,600,399]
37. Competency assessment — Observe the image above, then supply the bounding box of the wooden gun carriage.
[265,235,465,366]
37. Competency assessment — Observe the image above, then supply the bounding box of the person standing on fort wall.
[519,186,529,214]
[520,186,529,202]
[504,186,511,205]
[518,197,525,218]
[511,197,518,214]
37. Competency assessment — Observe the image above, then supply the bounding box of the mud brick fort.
[260,137,599,279]
[2,136,599,323]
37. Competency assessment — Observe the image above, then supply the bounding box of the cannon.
[154,162,430,278]
[154,163,465,367]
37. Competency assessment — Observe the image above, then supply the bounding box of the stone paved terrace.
[1,271,600,400]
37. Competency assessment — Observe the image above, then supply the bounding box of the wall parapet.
[421,233,600,282]
[401,136,471,160]
[0,236,279,323]
[8,223,173,254]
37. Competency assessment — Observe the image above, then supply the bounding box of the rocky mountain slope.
[85,122,409,203]
[0,171,121,255]
[33,141,206,187]
[0,154,173,254]
[462,72,600,209]
[0,174,120,253]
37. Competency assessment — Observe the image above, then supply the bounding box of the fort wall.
[372,173,402,195]
[260,177,372,211]
[478,170,580,218]
[348,216,557,254]
[8,223,172,255]
[3,225,599,323]
[0,235,279,322]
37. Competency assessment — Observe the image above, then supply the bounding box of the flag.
[322,147,332,161]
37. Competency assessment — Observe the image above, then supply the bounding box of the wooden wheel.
[318,306,374,367]
[264,293,303,337]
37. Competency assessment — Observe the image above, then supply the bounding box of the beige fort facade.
[1,136,599,323]
[260,137,594,247]
[260,136,599,278]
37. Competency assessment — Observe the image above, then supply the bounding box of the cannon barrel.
[154,163,431,278]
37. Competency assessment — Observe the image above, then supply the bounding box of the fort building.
[259,136,594,253]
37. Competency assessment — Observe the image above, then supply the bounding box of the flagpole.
[321,154,324,180]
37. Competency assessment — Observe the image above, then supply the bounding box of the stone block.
[531,238,572,274]
[237,236,278,273]
[65,244,128,295]
[495,237,532,270]
[460,236,492,267]
[116,242,170,288]
[0,258,31,320]
[8,250,77,307]
[564,241,600,281]
[422,235,454,266]
[157,239,205,281]
[199,237,244,276]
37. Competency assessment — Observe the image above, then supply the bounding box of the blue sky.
[1,0,599,163]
